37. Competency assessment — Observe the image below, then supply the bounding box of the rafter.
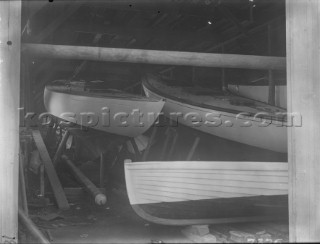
[60,22,219,48]
[32,4,82,43]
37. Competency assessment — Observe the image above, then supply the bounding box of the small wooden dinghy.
[44,80,164,137]
[125,160,288,225]
[228,84,287,108]
[142,75,287,153]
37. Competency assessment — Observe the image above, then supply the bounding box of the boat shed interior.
[0,0,320,243]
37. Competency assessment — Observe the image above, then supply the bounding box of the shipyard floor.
[20,188,289,243]
[19,125,289,243]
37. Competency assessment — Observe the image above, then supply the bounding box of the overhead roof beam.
[59,22,219,47]
[32,4,82,43]
[22,43,286,70]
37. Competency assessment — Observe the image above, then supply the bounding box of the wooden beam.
[19,149,28,216]
[157,16,285,73]
[22,0,48,36]
[206,16,285,53]
[32,130,69,210]
[286,0,320,242]
[217,4,250,37]
[32,4,82,43]
[61,155,107,205]
[23,0,48,20]
[0,1,21,242]
[18,209,50,244]
[23,43,286,70]
[52,130,70,166]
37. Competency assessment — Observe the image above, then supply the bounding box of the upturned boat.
[142,74,288,153]
[44,80,164,137]
[124,159,288,225]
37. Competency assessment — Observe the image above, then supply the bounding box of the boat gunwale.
[45,84,162,103]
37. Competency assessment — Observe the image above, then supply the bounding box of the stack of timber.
[124,160,288,225]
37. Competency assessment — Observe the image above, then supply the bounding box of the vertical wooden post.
[99,152,105,188]
[19,149,28,216]
[39,164,45,197]
[268,23,275,105]
[52,129,70,166]
[192,67,196,86]
[0,1,21,242]
[141,126,158,161]
[186,137,200,161]
[221,45,227,92]
[286,0,320,242]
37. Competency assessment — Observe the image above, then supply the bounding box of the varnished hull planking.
[228,84,287,109]
[44,85,164,137]
[125,160,288,225]
[142,75,287,153]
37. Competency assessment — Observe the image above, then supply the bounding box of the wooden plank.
[32,130,69,210]
[19,150,28,216]
[131,170,287,178]
[132,172,288,183]
[0,1,21,242]
[22,43,286,70]
[286,0,320,242]
[99,153,105,188]
[133,181,287,196]
[18,209,50,244]
[63,187,106,202]
[141,126,158,161]
[125,161,288,171]
[24,0,48,20]
[52,130,70,166]
[268,23,275,105]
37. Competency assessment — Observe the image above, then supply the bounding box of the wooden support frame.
[32,130,69,210]
[141,126,158,161]
[186,136,200,161]
[286,0,320,242]
[268,23,275,106]
[0,1,21,242]
[99,153,105,188]
[18,209,50,244]
[62,155,107,205]
[52,129,70,166]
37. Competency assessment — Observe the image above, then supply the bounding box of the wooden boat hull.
[142,75,287,153]
[228,84,287,108]
[44,86,164,137]
[125,160,288,225]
